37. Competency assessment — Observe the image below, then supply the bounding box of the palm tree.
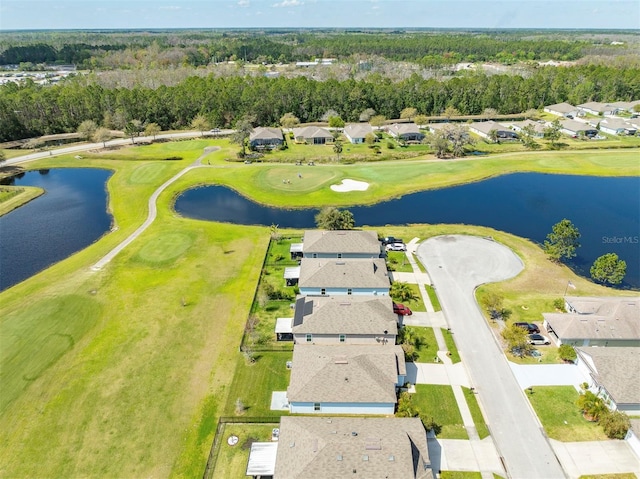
[333,140,343,161]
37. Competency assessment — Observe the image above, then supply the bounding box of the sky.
[1,0,639,30]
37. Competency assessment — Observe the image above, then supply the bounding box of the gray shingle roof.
[344,123,374,139]
[292,295,398,335]
[545,102,577,114]
[287,344,405,403]
[388,123,421,135]
[469,120,511,135]
[576,347,640,405]
[274,416,433,479]
[299,258,390,290]
[544,296,640,341]
[292,126,333,139]
[303,230,381,255]
[250,127,284,141]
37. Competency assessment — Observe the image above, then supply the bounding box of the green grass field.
[1,138,637,478]
[526,386,607,441]
[462,387,490,439]
[406,326,439,363]
[211,423,278,479]
[0,186,44,216]
[425,284,442,311]
[413,384,468,439]
[442,328,461,363]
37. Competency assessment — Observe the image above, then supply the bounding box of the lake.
[0,168,112,291]
[175,173,640,289]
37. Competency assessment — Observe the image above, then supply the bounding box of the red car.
[393,302,412,316]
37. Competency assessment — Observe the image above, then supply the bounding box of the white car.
[527,334,551,345]
[386,243,406,252]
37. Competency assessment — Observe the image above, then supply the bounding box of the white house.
[344,123,374,144]
[249,127,284,149]
[544,102,578,118]
[598,118,638,136]
[543,296,640,347]
[575,347,640,414]
[558,119,598,138]
[469,120,518,140]
[267,416,433,479]
[297,257,390,296]
[300,230,382,259]
[288,295,398,345]
[387,123,424,142]
[576,102,621,117]
[287,344,406,415]
[508,119,545,138]
[292,126,334,145]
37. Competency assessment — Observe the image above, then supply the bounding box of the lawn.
[413,384,468,439]
[222,351,292,417]
[425,284,442,311]
[578,475,639,479]
[0,186,43,216]
[442,328,461,363]
[406,326,439,363]
[526,386,607,441]
[387,251,413,272]
[441,472,483,479]
[401,283,427,312]
[462,387,490,439]
[211,423,278,479]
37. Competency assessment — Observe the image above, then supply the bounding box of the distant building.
[344,123,374,144]
[544,102,578,118]
[249,127,284,149]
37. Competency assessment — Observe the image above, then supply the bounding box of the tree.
[279,112,300,130]
[369,115,386,129]
[521,124,540,150]
[501,324,532,356]
[523,108,540,120]
[364,132,376,146]
[396,392,419,417]
[77,120,98,141]
[332,140,343,161]
[483,108,497,119]
[328,116,345,128]
[543,119,562,147]
[429,131,450,158]
[359,108,376,122]
[314,207,354,230]
[0,149,6,164]
[93,127,111,148]
[442,106,461,119]
[320,109,339,122]
[144,122,161,139]
[600,410,631,439]
[543,219,581,262]
[400,107,417,121]
[481,292,504,319]
[590,253,626,285]
[390,281,417,303]
[413,114,428,127]
[231,116,254,157]
[124,120,144,144]
[488,129,499,143]
[191,114,210,136]
[576,390,607,421]
[435,124,474,158]
[558,344,577,363]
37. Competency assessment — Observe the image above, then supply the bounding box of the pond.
[175,173,640,289]
[0,168,112,291]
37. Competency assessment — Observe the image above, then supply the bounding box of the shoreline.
[0,186,44,217]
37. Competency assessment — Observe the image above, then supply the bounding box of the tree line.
[1,63,639,142]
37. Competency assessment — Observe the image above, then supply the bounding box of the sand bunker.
[330,179,370,192]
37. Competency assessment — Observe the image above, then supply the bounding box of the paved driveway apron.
[417,235,566,479]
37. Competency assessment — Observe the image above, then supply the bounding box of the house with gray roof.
[249,127,284,149]
[292,126,334,145]
[287,344,406,414]
[543,296,640,347]
[577,102,621,117]
[297,258,390,296]
[387,123,424,142]
[508,119,546,138]
[270,416,433,479]
[609,100,640,113]
[558,119,598,138]
[300,230,382,259]
[288,295,397,345]
[544,102,578,118]
[597,118,638,136]
[344,123,374,144]
[469,120,518,141]
[576,347,640,414]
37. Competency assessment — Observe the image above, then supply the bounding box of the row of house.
[247,230,433,478]
[544,101,640,118]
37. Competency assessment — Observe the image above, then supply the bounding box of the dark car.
[514,322,540,334]
[393,302,412,316]
[382,236,404,245]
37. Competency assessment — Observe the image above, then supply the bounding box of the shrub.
[600,410,631,439]
[419,414,442,435]
[558,344,577,362]
[386,141,395,149]
[401,343,418,362]
[553,298,566,311]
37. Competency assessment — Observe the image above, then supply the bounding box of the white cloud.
[272,0,303,7]
[238,0,250,7]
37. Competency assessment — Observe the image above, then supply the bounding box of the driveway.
[509,363,590,390]
[416,235,566,479]
[550,440,640,478]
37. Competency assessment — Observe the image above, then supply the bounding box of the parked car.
[527,334,551,345]
[386,243,407,252]
[393,303,412,316]
[382,236,404,245]
[514,322,540,334]
[210,128,221,133]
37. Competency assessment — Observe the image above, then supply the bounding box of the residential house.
[576,102,620,117]
[575,347,640,414]
[266,416,433,478]
[609,100,640,114]
[469,120,518,140]
[558,119,598,138]
[292,126,334,145]
[344,123,374,144]
[544,102,578,118]
[508,119,545,138]
[299,230,382,259]
[387,123,424,142]
[543,296,640,347]
[597,118,638,136]
[287,344,406,414]
[249,127,284,149]
[296,258,390,296]
[286,295,398,345]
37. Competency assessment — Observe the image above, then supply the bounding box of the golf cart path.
[91,147,219,271]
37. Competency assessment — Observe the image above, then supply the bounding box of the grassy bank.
[0,186,44,216]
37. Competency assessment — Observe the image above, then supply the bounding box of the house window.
[314,403,321,411]
[339,334,346,343]
[337,253,342,259]
[321,288,326,295]
[347,289,352,295]
[306,334,312,343]
[313,253,317,258]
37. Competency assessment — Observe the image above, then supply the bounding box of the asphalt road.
[416,235,566,479]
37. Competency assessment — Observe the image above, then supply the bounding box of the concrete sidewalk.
[550,439,640,478]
